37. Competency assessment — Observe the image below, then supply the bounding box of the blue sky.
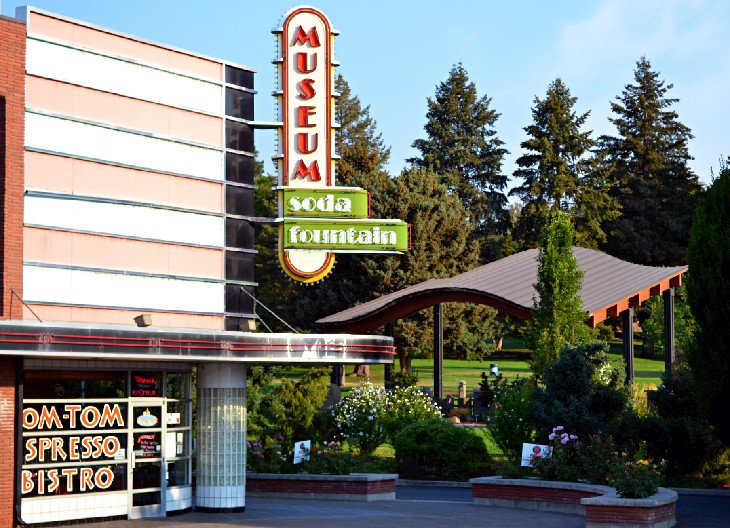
[4,0,729,187]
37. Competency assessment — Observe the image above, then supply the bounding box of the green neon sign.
[281,188,370,218]
[282,219,410,252]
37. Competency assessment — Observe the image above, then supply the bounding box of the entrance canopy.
[317,247,687,333]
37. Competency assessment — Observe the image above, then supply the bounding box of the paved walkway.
[78,496,584,528]
[69,485,730,528]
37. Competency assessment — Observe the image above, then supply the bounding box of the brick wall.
[0,13,25,528]
[0,358,17,527]
[586,502,676,524]
[0,15,25,322]
[472,483,600,505]
[247,477,396,495]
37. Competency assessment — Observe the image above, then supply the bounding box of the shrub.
[391,368,419,389]
[478,372,507,408]
[686,163,730,443]
[609,445,664,498]
[263,367,330,441]
[488,377,535,463]
[641,367,725,475]
[332,382,388,453]
[393,418,493,480]
[532,341,630,441]
[382,385,442,441]
[246,435,290,474]
[531,426,581,482]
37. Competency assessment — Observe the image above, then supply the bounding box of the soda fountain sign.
[273,6,410,283]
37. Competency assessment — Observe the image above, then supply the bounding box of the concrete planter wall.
[470,477,677,528]
[246,473,399,501]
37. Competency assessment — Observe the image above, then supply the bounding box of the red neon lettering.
[52,437,67,461]
[297,133,319,154]
[92,436,104,458]
[39,406,62,430]
[99,404,125,428]
[95,467,114,490]
[38,438,52,462]
[25,438,37,463]
[37,469,45,495]
[48,469,60,493]
[296,52,317,74]
[103,436,121,457]
[60,468,76,491]
[79,467,94,492]
[22,408,38,429]
[297,79,316,100]
[65,404,82,428]
[297,106,316,127]
[81,437,94,459]
[292,26,320,47]
[69,436,80,459]
[293,160,321,182]
[134,376,155,384]
[80,406,100,428]
[21,470,33,494]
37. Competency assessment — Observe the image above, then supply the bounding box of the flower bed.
[246,473,398,501]
[470,477,677,528]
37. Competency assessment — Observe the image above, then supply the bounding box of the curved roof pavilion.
[317,247,687,395]
[317,247,687,332]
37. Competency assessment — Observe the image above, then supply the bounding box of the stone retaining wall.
[470,477,677,528]
[247,473,398,501]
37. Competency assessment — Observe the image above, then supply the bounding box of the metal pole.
[663,287,676,375]
[622,307,634,384]
[433,304,443,400]
[384,321,395,385]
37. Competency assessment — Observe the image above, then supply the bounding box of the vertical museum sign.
[273,7,410,283]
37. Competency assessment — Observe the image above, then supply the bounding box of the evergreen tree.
[369,168,499,367]
[686,161,730,443]
[526,211,592,379]
[510,78,618,249]
[598,57,703,265]
[335,73,391,187]
[410,63,508,261]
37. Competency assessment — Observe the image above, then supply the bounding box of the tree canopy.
[410,63,508,261]
[510,78,618,250]
[598,57,703,265]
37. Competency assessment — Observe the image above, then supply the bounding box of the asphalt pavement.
[68,484,730,528]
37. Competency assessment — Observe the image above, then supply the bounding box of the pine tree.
[335,73,391,187]
[410,63,508,261]
[686,161,730,442]
[526,211,592,379]
[510,78,618,249]
[598,57,703,265]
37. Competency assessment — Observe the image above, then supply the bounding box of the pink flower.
[553,426,564,432]
[548,433,556,440]
[560,437,569,445]
[560,433,568,439]
[570,435,578,440]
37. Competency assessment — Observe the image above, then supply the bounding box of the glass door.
[128,402,165,519]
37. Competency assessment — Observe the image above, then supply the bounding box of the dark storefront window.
[23,370,126,399]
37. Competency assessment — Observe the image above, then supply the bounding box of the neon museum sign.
[273,6,410,283]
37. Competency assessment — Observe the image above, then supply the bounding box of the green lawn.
[271,337,665,395]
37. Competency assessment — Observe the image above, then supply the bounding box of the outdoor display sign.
[21,403,127,495]
[273,6,411,282]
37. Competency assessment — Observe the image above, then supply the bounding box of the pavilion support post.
[663,287,676,375]
[434,304,443,400]
[384,321,395,386]
[622,307,634,384]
